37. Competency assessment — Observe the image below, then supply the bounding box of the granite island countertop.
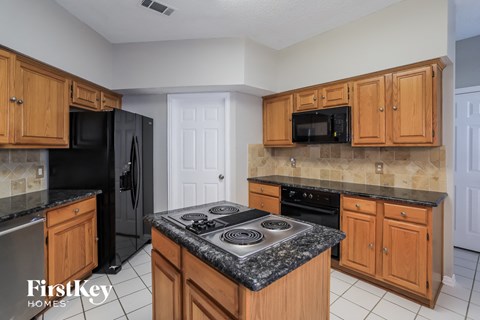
[248,175,447,207]
[0,189,102,224]
[146,201,345,292]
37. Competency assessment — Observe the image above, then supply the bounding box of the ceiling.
[456,0,480,41]
[55,0,403,50]
[55,0,480,50]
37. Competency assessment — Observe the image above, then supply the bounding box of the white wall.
[0,0,113,87]
[229,92,263,205]
[456,35,480,88]
[276,0,451,91]
[122,94,168,213]
[112,39,246,91]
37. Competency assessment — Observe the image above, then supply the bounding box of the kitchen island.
[146,201,344,320]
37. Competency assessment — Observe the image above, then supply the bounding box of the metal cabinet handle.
[393,105,398,111]
[383,247,389,254]
[313,96,317,101]
[400,211,407,217]
[73,208,80,214]
[16,99,24,105]
[368,243,374,249]
[321,96,326,99]
[260,187,264,192]
[379,107,384,112]
[261,203,264,208]
[9,96,17,102]
[355,204,361,208]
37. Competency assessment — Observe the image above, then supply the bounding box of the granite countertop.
[0,189,102,224]
[146,201,345,292]
[248,175,447,207]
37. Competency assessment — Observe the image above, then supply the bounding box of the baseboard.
[443,274,456,287]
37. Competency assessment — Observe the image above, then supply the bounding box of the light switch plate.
[375,162,384,174]
[36,165,44,179]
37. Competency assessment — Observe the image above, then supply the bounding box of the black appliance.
[49,109,154,273]
[280,186,340,259]
[292,106,350,143]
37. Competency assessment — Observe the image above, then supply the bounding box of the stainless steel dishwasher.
[0,214,45,320]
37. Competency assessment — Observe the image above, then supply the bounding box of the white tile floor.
[39,246,480,320]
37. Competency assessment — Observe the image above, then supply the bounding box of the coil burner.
[221,229,264,246]
[208,206,240,215]
[261,220,292,231]
[180,213,208,221]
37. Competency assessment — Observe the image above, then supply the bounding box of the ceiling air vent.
[141,0,175,16]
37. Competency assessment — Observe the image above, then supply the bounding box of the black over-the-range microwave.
[292,106,351,144]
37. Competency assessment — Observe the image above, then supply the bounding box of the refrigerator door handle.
[134,136,141,210]
[129,136,136,209]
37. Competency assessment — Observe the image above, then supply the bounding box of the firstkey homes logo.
[27,280,113,308]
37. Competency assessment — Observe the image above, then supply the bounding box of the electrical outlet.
[36,165,44,178]
[375,162,384,174]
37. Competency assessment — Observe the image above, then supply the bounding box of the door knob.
[218,174,225,180]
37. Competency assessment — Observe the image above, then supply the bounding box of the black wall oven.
[281,186,340,259]
[292,106,350,144]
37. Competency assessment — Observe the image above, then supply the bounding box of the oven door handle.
[281,201,338,215]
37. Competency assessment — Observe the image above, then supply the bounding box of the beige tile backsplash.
[248,144,446,192]
[0,150,48,198]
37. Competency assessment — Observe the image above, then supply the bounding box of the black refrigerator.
[49,109,154,273]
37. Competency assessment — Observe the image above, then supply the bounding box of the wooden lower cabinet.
[248,182,281,214]
[152,228,330,320]
[382,219,427,295]
[341,210,376,276]
[152,250,182,320]
[46,197,98,288]
[339,195,443,307]
[184,281,231,320]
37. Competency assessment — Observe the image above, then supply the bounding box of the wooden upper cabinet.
[392,66,433,144]
[71,80,100,110]
[101,91,122,110]
[341,211,376,276]
[382,219,427,295]
[0,49,14,144]
[263,94,294,147]
[352,76,386,145]
[13,58,69,146]
[320,82,350,108]
[294,89,319,112]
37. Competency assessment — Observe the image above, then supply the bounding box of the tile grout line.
[464,253,480,320]
[362,290,388,320]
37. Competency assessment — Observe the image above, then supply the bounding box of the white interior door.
[168,93,227,210]
[455,87,480,252]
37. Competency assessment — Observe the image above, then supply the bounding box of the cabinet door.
[101,91,121,110]
[382,219,427,295]
[0,49,13,144]
[152,250,182,320]
[294,89,319,112]
[71,80,100,110]
[352,76,386,145]
[341,211,376,275]
[48,211,97,287]
[263,94,294,146]
[14,58,69,146]
[392,67,433,144]
[320,83,349,108]
[184,280,232,320]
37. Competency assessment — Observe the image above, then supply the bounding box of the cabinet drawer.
[183,250,239,318]
[47,197,96,227]
[343,196,376,215]
[384,203,427,225]
[152,228,181,269]
[249,182,280,197]
[249,193,280,214]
